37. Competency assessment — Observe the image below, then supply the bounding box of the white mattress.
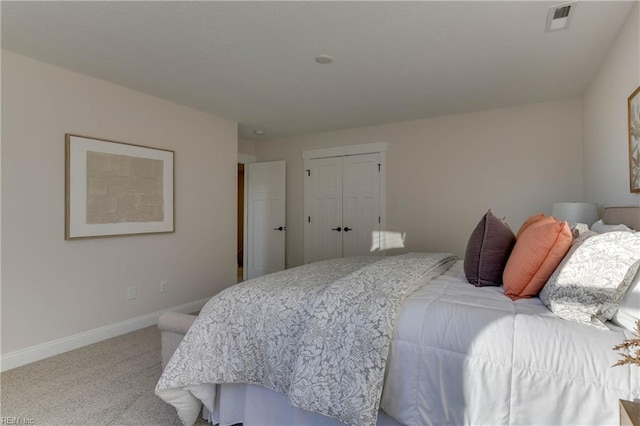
[208,260,639,425]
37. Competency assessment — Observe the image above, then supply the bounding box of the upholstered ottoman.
[157,311,197,369]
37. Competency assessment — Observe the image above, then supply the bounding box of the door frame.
[238,153,256,281]
[302,142,387,262]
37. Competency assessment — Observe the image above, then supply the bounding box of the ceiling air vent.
[545,2,576,32]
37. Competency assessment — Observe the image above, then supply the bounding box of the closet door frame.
[302,142,387,264]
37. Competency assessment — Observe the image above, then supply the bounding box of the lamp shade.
[551,202,599,227]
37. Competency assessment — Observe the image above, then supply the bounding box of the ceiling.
[1,1,635,140]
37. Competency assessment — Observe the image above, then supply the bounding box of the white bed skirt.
[206,383,402,426]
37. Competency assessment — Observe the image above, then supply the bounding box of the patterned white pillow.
[611,269,640,333]
[539,231,640,329]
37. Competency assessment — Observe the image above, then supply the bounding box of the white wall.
[256,98,584,267]
[238,138,257,156]
[584,2,640,209]
[1,51,238,355]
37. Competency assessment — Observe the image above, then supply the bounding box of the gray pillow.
[539,231,640,329]
[464,210,516,287]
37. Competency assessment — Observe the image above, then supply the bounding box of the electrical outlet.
[160,280,168,293]
[127,286,137,300]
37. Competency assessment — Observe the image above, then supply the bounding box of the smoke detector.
[315,55,333,65]
[545,2,576,32]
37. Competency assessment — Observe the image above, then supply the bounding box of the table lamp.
[551,202,599,227]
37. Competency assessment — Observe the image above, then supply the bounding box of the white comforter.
[382,261,640,425]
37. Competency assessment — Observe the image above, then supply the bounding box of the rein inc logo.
[1,418,35,425]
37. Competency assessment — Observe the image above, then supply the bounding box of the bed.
[156,206,640,426]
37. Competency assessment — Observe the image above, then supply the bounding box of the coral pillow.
[464,210,516,286]
[503,217,572,300]
[516,213,546,239]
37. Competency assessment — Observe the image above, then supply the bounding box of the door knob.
[274,226,284,231]
[343,227,352,232]
[331,227,342,232]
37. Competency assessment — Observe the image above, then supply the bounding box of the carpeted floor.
[0,325,208,425]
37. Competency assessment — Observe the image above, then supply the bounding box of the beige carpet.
[0,325,208,425]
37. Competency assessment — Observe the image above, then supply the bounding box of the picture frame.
[629,86,640,193]
[65,134,175,239]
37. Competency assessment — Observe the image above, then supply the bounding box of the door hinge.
[306,169,311,176]
[377,164,381,172]
[308,216,311,223]
[378,216,381,224]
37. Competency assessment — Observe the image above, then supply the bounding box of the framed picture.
[65,134,175,239]
[629,86,640,193]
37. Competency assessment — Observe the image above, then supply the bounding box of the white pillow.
[539,231,640,329]
[611,268,640,333]
[591,219,634,233]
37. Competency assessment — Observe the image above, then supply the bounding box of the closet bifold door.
[342,153,380,257]
[304,156,343,263]
[304,153,381,264]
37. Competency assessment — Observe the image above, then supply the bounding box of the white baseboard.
[0,297,210,372]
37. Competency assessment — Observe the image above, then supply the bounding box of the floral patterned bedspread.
[156,252,455,426]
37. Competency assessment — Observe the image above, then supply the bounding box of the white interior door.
[247,160,286,279]
[342,153,380,257]
[304,153,381,263]
[304,157,343,263]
